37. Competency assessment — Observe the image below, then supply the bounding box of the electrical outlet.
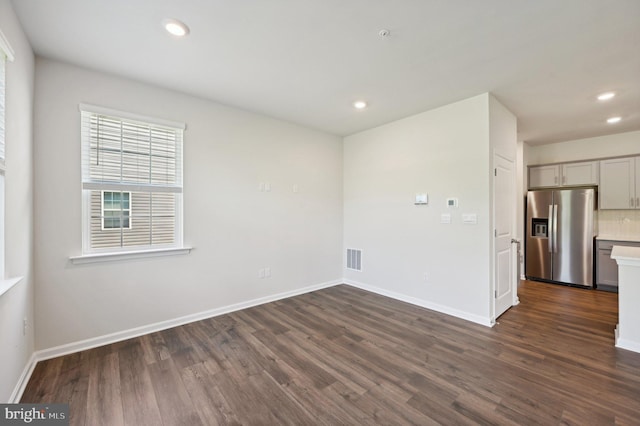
[423,272,429,282]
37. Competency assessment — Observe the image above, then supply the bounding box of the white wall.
[343,93,496,325]
[0,0,35,402]
[33,58,343,351]
[489,95,517,161]
[526,130,640,165]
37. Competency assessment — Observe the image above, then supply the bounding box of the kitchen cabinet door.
[636,157,640,208]
[596,240,640,289]
[599,157,636,209]
[529,165,560,188]
[597,245,618,287]
[561,161,599,186]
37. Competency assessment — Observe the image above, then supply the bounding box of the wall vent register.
[346,248,362,271]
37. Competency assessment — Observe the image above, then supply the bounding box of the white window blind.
[0,28,14,278]
[80,104,185,253]
[0,52,6,166]
[0,29,14,169]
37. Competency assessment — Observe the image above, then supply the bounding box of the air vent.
[346,248,362,271]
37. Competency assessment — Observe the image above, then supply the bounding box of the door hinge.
[495,290,497,298]
[494,229,497,237]
[494,168,497,176]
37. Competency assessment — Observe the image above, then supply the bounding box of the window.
[80,104,185,254]
[101,191,131,230]
[0,44,6,166]
[0,29,14,278]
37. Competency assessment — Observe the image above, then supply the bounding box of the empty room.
[1,0,640,424]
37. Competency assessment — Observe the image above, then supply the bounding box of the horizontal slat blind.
[0,55,5,164]
[81,111,182,190]
[80,106,184,252]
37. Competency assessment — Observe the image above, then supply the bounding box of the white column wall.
[343,94,493,325]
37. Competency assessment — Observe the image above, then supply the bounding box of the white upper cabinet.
[529,165,560,188]
[529,161,599,188]
[561,161,599,186]
[599,157,638,209]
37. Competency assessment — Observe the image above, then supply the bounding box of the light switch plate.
[415,193,428,205]
[441,213,451,224]
[462,213,477,224]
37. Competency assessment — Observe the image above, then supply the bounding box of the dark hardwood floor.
[21,281,640,425]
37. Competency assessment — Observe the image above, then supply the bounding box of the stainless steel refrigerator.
[525,187,596,287]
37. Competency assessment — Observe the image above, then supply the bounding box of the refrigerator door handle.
[548,204,554,253]
[553,204,558,253]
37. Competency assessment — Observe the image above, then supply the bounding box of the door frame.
[492,151,520,323]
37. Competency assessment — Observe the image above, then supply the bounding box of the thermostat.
[446,198,458,208]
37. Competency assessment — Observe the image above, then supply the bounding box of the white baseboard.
[343,279,494,327]
[615,325,640,354]
[9,352,37,403]
[15,277,497,401]
[15,278,342,402]
[36,279,342,362]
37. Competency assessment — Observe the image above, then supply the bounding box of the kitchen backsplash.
[598,210,640,240]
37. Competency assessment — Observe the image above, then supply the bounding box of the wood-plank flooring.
[21,281,640,425]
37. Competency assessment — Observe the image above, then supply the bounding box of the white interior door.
[494,154,516,319]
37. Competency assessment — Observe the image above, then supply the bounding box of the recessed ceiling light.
[607,116,621,124]
[163,18,190,37]
[597,92,616,101]
[353,101,368,110]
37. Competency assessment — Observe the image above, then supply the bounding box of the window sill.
[0,276,24,298]
[69,247,192,265]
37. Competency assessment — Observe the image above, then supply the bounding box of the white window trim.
[79,104,187,257]
[70,247,192,265]
[0,276,24,298]
[0,28,14,281]
[79,103,185,130]
[0,29,15,62]
[101,190,132,230]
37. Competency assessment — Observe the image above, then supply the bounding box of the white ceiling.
[10,0,640,145]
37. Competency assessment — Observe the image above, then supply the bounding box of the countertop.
[611,246,640,264]
[596,235,640,243]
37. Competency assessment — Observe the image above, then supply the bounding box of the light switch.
[441,213,451,224]
[462,213,477,224]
